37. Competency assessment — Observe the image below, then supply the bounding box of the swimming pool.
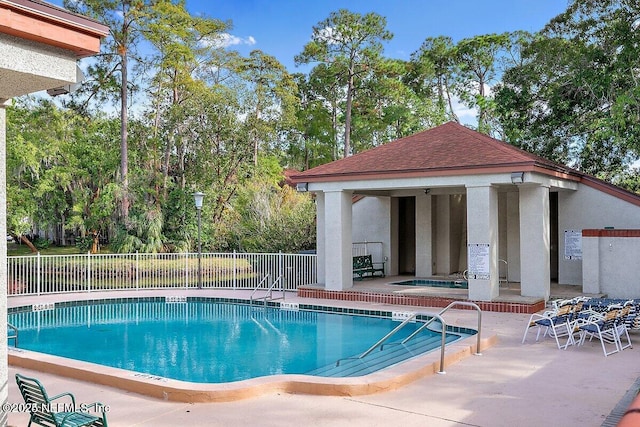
[391,279,468,289]
[8,298,469,383]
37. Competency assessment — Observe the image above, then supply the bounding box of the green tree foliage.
[6,99,120,253]
[407,36,459,124]
[350,58,436,152]
[230,177,316,253]
[287,66,343,169]
[11,3,640,257]
[453,33,512,134]
[238,50,299,166]
[62,0,150,221]
[296,9,393,157]
[495,0,640,180]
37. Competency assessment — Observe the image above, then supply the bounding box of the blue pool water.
[8,300,464,383]
[391,279,468,289]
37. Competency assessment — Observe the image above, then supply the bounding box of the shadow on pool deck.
[7,288,637,427]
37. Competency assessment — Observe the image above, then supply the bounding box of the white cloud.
[205,33,257,49]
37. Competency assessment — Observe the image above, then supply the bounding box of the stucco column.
[519,184,550,299]
[324,190,353,290]
[315,192,325,284]
[415,194,433,277]
[0,103,8,424]
[466,185,499,301]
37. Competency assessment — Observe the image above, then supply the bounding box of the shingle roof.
[293,121,574,181]
[295,122,577,181]
[291,121,640,208]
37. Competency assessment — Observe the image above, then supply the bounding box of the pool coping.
[7,293,497,402]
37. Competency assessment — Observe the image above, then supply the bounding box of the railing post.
[135,251,139,291]
[279,251,282,296]
[233,250,237,290]
[87,251,91,293]
[36,252,41,296]
[185,251,189,289]
[438,316,447,374]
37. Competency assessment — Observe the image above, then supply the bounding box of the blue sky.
[48,0,569,124]
[51,0,569,71]
[186,0,569,71]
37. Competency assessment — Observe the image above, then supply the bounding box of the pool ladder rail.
[250,274,285,306]
[8,322,18,347]
[335,301,482,374]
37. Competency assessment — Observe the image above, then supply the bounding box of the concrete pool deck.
[6,289,640,426]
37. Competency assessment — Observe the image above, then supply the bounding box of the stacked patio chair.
[575,302,634,357]
[522,297,589,349]
[623,300,640,332]
[523,296,637,355]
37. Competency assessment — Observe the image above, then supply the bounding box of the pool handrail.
[249,274,270,305]
[250,274,286,306]
[336,301,482,373]
[336,314,418,366]
[403,301,482,373]
[403,301,482,350]
[8,322,18,347]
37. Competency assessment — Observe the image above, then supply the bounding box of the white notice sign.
[564,230,582,260]
[467,243,490,280]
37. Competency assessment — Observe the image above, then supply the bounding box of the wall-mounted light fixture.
[510,172,524,185]
[296,182,308,192]
[424,188,431,194]
[47,65,85,96]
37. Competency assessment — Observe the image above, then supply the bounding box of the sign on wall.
[564,230,582,260]
[467,243,490,280]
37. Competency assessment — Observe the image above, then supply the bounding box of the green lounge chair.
[15,373,108,427]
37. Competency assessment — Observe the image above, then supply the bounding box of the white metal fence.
[7,252,317,296]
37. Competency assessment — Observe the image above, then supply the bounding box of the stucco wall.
[583,232,640,298]
[558,185,640,285]
[352,196,391,266]
[0,33,78,98]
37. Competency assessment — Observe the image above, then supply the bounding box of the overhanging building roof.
[0,0,109,58]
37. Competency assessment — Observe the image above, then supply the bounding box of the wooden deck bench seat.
[353,254,385,280]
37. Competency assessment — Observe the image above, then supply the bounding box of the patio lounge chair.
[615,302,634,351]
[576,305,625,357]
[522,298,579,349]
[15,373,108,427]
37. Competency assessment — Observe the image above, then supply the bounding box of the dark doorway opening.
[550,192,559,280]
[398,197,416,274]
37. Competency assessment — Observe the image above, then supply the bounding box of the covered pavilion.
[291,122,640,302]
